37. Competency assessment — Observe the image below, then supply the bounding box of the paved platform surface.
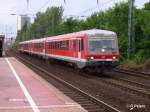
[0,57,87,112]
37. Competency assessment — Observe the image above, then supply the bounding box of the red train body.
[19,29,119,72]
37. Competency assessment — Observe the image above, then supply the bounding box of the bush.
[133,50,146,64]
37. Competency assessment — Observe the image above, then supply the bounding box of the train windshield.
[88,38,117,54]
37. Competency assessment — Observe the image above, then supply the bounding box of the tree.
[62,17,80,33]
[44,7,63,36]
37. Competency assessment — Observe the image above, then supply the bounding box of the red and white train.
[19,29,119,72]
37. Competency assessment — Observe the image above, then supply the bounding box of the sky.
[0,0,149,38]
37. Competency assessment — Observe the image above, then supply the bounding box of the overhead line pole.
[26,0,29,14]
[128,0,135,58]
[132,0,135,54]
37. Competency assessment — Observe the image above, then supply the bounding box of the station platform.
[0,57,87,112]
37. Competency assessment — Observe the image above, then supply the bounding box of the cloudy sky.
[0,0,149,38]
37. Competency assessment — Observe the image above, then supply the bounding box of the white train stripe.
[46,54,87,62]
[19,50,118,62]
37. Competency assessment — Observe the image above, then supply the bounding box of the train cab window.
[73,40,76,51]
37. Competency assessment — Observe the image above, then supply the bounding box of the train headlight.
[113,56,116,59]
[90,57,94,59]
[101,48,105,52]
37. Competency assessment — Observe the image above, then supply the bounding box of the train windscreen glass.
[88,38,117,54]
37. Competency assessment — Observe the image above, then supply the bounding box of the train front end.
[85,29,119,72]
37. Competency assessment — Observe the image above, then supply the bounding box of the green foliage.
[144,2,150,10]
[62,17,81,33]
[16,1,150,64]
[133,50,146,64]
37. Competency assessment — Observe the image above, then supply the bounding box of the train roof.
[30,38,46,43]
[19,40,31,44]
[19,38,46,44]
[19,29,117,43]
[46,29,116,41]
[80,29,116,36]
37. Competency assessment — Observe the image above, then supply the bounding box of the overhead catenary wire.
[77,0,117,16]
[36,0,66,13]
[36,0,51,13]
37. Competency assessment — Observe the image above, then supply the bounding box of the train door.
[30,42,33,53]
[72,38,82,59]
[78,39,81,59]
[43,41,45,55]
[73,39,77,58]
[73,38,82,59]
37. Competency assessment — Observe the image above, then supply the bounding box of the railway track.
[10,51,121,112]
[114,68,150,79]
[108,73,150,90]
[103,68,150,98]
[97,66,150,100]
[99,76,150,99]
[78,70,150,100]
